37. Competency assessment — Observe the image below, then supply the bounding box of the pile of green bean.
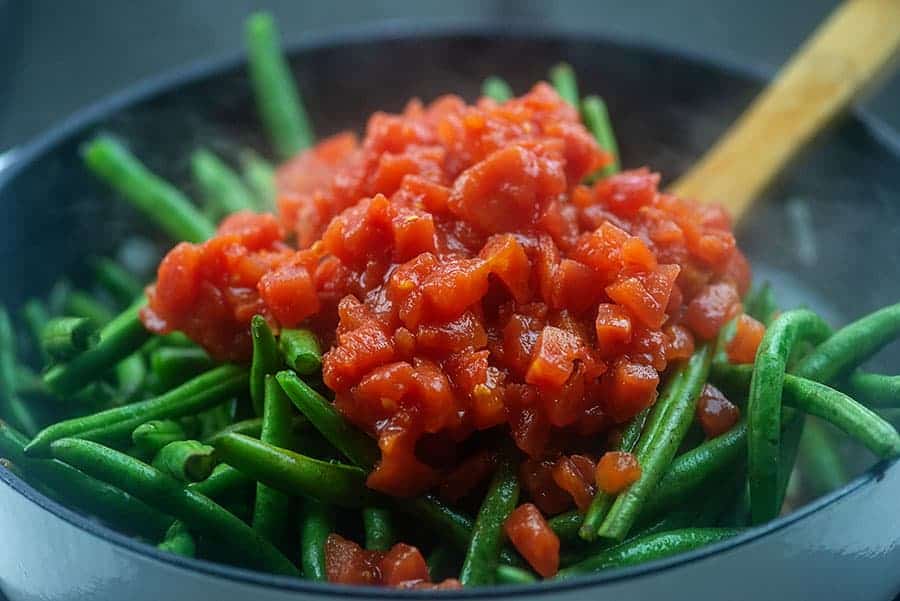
[1,11,899,589]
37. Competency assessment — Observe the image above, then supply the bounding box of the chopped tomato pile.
[143,84,749,507]
[325,534,460,589]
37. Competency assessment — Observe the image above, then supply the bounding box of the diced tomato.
[381,544,429,587]
[551,454,596,511]
[504,503,560,578]
[603,359,660,423]
[696,384,741,438]
[325,534,383,586]
[726,314,766,364]
[595,451,642,494]
[684,280,742,340]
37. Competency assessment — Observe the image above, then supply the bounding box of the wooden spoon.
[669,0,900,220]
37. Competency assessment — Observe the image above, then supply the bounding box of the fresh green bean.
[597,346,712,541]
[363,507,394,551]
[115,352,147,403]
[580,407,649,540]
[252,376,294,545]
[841,371,900,408]
[29,365,248,456]
[460,451,520,587]
[393,494,474,552]
[51,438,297,575]
[747,309,831,524]
[301,499,333,581]
[278,329,321,375]
[495,565,537,585]
[482,76,513,102]
[21,299,50,362]
[213,432,373,507]
[158,520,196,557]
[191,149,257,217]
[782,375,900,458]
[427,544,459,582]
[1,420,172,539]
[794,303,900,383]
[548,510,583,546]
[582,95,621,176]
[150,346,215,391]
[245,12,314,159]
[777,303,900,507]
[556,528,741,577]
[640,420,747,523]
[240,149,277,211]
[152,440,218,483]
[0,307,39,436]
[90,257,144,306]
[276,370,379,468]
[41,317,98,361]
[549,62,579,107]
[64,291,114,326]
[43,301,152,397]
[188,463,254,501]
[797,419,847,496]
[83,136,215,242]
[250,315,280,416]
[133,420,188,457]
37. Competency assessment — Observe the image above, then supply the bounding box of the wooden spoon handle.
[669,0,900,220]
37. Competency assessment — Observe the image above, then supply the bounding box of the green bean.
[150,346,215,391]
[188,463,253,501]
[482,76,513,102]
[252,376,294,545]
[47,279,72,316]
[549,62,579,107]
[777,303,900,506]
[301,499,333,581]
[278,329,321,375]
[640,420,747,523]
[83,136,215,242]
[747,309,831,524]
[250,315,281,416]
[191,149,257,217]
[548,510,583,546]
[744,281,778,325]
[90,257,144,306]
[133,419,188,457]
[363,507,394,551]
[41,317,98,361]
[276,370,379,468]
[797,420,847,496]
[841,371,900,408]
[21,299,50,362]
[495,565,537,585]
[64,291,114,326]
[51,438,297,575]
[152,440,218,483]
[393,494,474,552]
[0,307,39,435]
[240,149,277,211]
[115,352,147,403]
[582,95,621,176]
[460,451,520,587]
[0,421,171,538]
[205,417,264,442]
[597,346,712,541]
[556,528,741,578]
[213,432,373,507]
[580,407,649,540]
[245,12,314,159]
[29,365,248,456]
[427,544,459,582]
[794,303,900,383]
[43,301,152,397]
[782,375,900,458]
[157,521,196,557]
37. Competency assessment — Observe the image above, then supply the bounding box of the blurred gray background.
[1,0,899,153]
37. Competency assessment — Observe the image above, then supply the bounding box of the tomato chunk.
[504,503,560,578]
[696,384,741,438]
[595,451,642,494]
[726,314,766,364]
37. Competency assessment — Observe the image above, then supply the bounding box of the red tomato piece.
[696,384,741,438]
[595,451,642,494]
[726,314,766,364]
[504,503,560,578]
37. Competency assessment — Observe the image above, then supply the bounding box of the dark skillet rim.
[2,17,900,598]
